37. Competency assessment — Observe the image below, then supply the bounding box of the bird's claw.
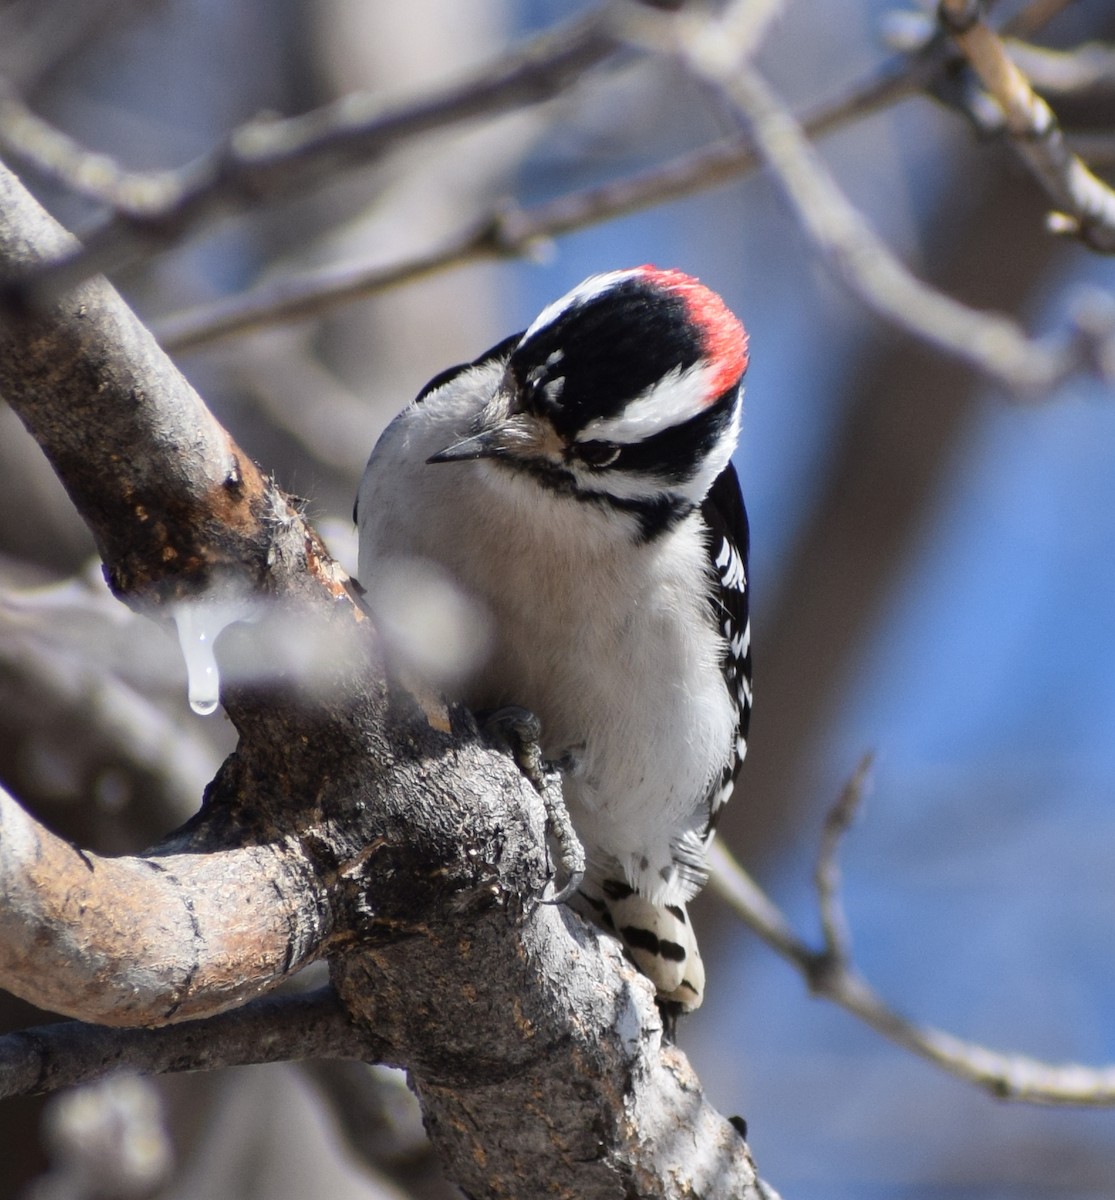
[481,705,545,787]
[480,705,585,905]
[537,774,585,905]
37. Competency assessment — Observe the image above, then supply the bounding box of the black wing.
[700,459,752,830]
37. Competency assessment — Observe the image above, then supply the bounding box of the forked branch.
[708,760,1115,1108]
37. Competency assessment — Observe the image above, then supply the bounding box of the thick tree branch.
[0,988,367,1100]
[0,784,330,1025]
[0,161,328,613]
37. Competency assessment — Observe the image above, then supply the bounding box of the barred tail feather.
[573,880,706,1012]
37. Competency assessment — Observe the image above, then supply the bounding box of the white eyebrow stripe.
[575,362,717,445]
[522,269,643,342]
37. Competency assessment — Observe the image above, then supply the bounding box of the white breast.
[357,364,735,905]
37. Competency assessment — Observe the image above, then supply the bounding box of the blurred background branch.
[708,768,1115,1107]
[0,10,624,300]
[939,0,1115,249]
[0,990,364,1103]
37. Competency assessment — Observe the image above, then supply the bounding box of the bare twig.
[671,14,1112,393]
[814,751,873,961]
[882,10,1113,96]
[1,11,623,303]
[156,49,941,353]
[939,0,1115,251]
[1006,40,1115,96]
[0,80,149,209]
[0,987,370,1100]
[155,221,495,352]
[709,801,1115,1107]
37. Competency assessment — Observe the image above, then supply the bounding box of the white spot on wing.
[716,538,747,592]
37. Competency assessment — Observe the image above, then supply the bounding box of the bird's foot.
[480,705,585,905]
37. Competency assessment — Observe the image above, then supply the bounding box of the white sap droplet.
[173,604,230,717]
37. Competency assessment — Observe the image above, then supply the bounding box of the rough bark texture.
[0,785,329,1024]
[0,989,363,1098]
[0,161,766,1197]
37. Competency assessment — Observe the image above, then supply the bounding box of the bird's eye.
[575,441,621,468]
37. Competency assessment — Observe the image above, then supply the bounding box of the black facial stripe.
[605,383,740,485]
[492,455,690,541]
[608,492,691,541]
[510,279,703,437]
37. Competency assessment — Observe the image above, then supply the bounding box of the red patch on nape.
[636,265,749,401]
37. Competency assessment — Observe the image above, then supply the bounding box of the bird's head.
[428,266,748,538]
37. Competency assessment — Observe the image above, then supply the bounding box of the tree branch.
[813,752,873,962]
[153,46,939,353]
[0,784,330,1025]
[670,11,1112,394]
[1002,39,1115,96]
[939,0,1115,251]
[708,774,1115,1108]
[0,160,318,613]
[0,988,367,1100]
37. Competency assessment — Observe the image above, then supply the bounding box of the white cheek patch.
[575,363,718,446]
[676,394,742,504]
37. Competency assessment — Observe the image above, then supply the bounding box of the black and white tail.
[572,877,706,1011]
